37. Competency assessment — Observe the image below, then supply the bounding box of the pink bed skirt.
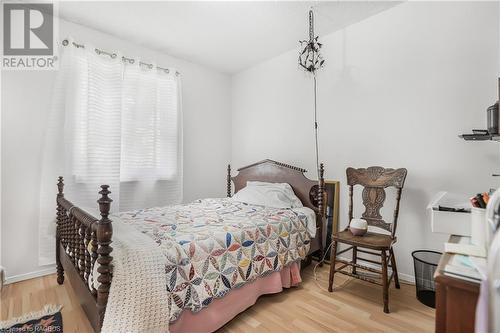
[169,262,302,333]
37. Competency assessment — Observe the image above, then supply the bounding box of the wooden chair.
[328,166,407,313]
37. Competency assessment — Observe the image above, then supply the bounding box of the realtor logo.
[2,2,58,70]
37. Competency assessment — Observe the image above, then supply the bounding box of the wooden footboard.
[55,177,113,332]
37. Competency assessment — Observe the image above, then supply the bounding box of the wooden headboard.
[227,159,325,258]
[227,159,325,217]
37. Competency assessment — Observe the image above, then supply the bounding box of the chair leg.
[328,240,338,292]
[389,247,400,289]
[381,249,389,313]
[352,246,357,275]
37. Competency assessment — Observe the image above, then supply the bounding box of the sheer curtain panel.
[38,39,182,265]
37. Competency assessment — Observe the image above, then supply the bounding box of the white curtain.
[38,39,183,265]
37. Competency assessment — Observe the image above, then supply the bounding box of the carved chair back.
[346,167,407,238]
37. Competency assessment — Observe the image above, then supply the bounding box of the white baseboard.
[5,265,56,285]
[397,272,415,284]
[338,256,415,284]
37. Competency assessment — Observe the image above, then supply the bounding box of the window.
[120,64,180,181]
[68,47,182,184]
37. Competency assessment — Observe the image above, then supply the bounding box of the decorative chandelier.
[299,8,325,75]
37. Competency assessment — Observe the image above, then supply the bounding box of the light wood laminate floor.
[1,264,435,332]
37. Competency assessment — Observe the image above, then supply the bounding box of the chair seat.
[332,230,396,250]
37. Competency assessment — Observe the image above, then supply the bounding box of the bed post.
[318,163,325,264]
[56,176,65,285]
[96,185,113,327]
[318,163,325,215]
[227,164,232,197]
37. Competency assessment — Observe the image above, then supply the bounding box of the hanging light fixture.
[299,8,325,74]
[299,7,325,178]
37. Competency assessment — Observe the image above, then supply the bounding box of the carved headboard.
[227,159,324,215]
[227,159,325,257]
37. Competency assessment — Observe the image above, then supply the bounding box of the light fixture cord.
[310,7,320,179]
[309,9,314,41]
[314,74,320,179]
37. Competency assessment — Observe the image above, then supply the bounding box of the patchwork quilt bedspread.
[118,198,313,321]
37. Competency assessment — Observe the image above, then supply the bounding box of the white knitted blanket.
[100,217,171,333]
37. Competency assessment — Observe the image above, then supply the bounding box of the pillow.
[231,181,303,208]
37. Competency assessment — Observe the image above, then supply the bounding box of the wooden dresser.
[434,238,480,333]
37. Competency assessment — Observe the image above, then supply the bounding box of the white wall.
[1,19,232,282]
[231,1,500,279]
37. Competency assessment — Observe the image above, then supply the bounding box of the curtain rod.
[62,39,181,76]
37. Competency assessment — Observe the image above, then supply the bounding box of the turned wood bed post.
[317,163,325,263]
[227,164,232,197]
[56,176,65,285]
[96,185,113,326]
[318,163,324,216]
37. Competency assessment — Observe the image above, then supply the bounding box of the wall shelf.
[459,134,500,142]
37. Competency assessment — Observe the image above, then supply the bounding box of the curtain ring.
[62,39,69,46]
[95,48,101,55]
[122,56,134,64]
[111,53,117,59]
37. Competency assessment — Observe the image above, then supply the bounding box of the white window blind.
[120,63,179,182]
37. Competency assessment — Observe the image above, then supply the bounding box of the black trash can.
[411,250,442,308]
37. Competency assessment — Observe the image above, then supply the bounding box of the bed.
[55,159,325,332]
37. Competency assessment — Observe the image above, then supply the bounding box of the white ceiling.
[58,1,401,74]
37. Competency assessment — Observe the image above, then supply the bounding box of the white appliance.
[485,189,500,332]
[488,231,500,332]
